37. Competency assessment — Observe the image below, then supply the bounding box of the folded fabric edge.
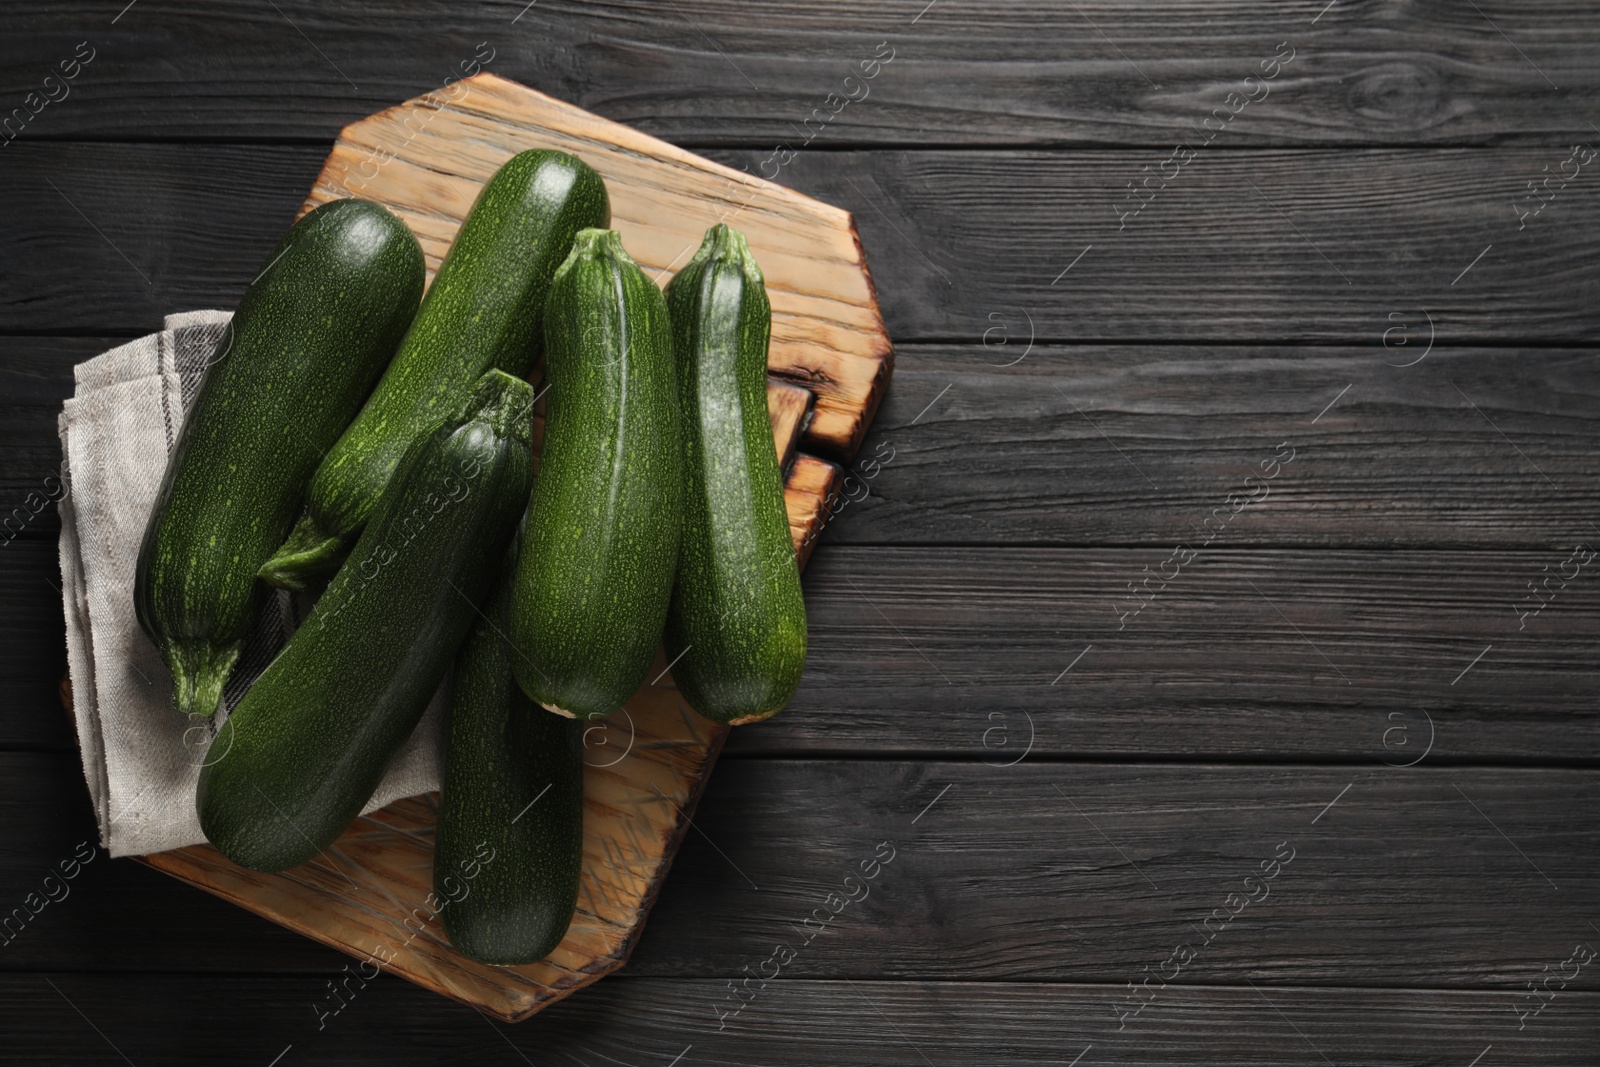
[72,329,173,394]
[164,309,231,333]
[57,409,113,845]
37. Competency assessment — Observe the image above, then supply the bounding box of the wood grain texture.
[638,760,1600,987]
[822,345,1600,549]
[4,1,1600,146]
[3,973,1596,1066]
[731,545,1600,761]
[8,342,1599,551]
[6,979,1593,1067]
[298,73,891,459]
[2,752,1597,990]
[4,0,1598,1058]
[785,454,845,571]
[0,540,74,751]
[7,142,1600,342]
[767,379,814,470]
[12,539,1600,762]
[754,146,1600,344]
[15,342,1600,550]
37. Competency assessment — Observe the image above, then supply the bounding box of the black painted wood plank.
[0,143,319,335]
[756,146,1600,345]
[728,544,1600,760]
[797,344,1600,550]
[0,337,102,537]
[0,751,343,973]
[2,752,1596,989]
[9,540,1598,758]
[14,341,1597,550]
[4,143,1598,341]
[0,540,73,751]
[638,762,1600,986]
[2,972,1594,1065]
[3,1,1599,146]
[0,0,1593,1056]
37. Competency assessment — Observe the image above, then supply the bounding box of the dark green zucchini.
[135,198,424,717]
[260,149,609,590]
[509,228,681,720]
[663,225,806,724]
[196,370,533,872]
[436,531,584,965]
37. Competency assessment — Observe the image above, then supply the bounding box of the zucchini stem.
[258,514,348,591]
[166,639,241,718]
[452,368,535,446]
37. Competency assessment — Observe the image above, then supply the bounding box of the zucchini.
[260,149,609,589]
[663,225,806,725]
[134,198,424,718]
[197,370,534,872]
[436,532,584,965]
[510,228,681,719]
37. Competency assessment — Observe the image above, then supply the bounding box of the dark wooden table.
[3,2,1597,1063]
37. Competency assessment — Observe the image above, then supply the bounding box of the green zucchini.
[134,198,424,718]
[663,225,806,725]
[260,149,609,590]
[436,532,584,965]
[196,370,534,872]
[510,228,681,720]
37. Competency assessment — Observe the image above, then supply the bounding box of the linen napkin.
[58,310,444,858]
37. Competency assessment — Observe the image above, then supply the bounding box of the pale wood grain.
[767,380,814,470]
[785,454,846,571]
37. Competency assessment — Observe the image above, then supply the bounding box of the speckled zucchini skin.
[436,534,584,965]
[134,198,424,718]
[510,228,682,720]
[663,225,806,725]
[261,149,609,589]
[197,370,534,873]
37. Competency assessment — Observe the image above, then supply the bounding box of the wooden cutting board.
[129,73,892,1022]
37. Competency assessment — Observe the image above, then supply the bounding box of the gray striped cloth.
[58,310,443,857]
